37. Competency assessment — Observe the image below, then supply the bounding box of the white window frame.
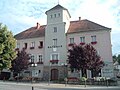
[91,35,96,42]
[17,43,20,48]
[53,39,57,46]
[51,53,59,60]
[38,54,43,62]
[70,38,74,44]
[30,54,35,62]
[80,37,85,43]
[31,42,35,47]
[53,27,57,32]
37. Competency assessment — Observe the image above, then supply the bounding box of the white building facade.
[15,4,114,80]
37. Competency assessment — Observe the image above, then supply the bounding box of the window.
[30,42,35,49]
[91,35,96,42]
[17,43,20,48]
[54,14,56,18]
[91,35,97,44]
[70,38,74,44]
[31,55,34,63]
[24,43,27,49]
[52,54,58,60]
[53,39,57,46]
[31,42,35,47]
[50,53,59,64]
[80,37,85,43]
[54,27,57,32]
[38,55,43,62]
[38,41,43,48]
[58,13,60,17]
[50,15,52,18]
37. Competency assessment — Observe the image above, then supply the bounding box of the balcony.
[30,47,34,49]
[80,42,85,45]
[91,41,97,45]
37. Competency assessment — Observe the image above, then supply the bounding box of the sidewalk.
[0,80,120,89]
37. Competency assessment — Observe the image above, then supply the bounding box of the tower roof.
[45,4,71,18]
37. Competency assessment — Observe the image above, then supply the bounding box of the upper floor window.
[16,43,20,48]
[50,15,52,18]
[91,35,96,42]
[53,39,57,46]
[91,35,97,45]
[54,14,56,18]
[38,41,43,48]
[23,43,27,49]
[80,37,85,43]
[58,13,60,17]
[70,38,74,44]
[38,55,43,62]
[54,27,57,32]
[52,53,58,60]
[30,55,34,63]
[30,42,35,49]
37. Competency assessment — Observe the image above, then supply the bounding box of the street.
[0,81,120,90]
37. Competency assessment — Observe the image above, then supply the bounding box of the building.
[15,4,114,80]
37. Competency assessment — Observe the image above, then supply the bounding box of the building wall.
[67,30,114,77]
[16,37,45,78]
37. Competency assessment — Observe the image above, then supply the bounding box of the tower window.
[58,13,60,17]
[54,27,57,32]
[50,15,52,18]
[54,14,56,18]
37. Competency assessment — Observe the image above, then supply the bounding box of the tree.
[0,23,16,71]
[113,54,120,64]
[68,45,86,72]
[84,44,104,77]
[11,49,30,76]
[68,44,104,77]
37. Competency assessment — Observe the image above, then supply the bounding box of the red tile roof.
[15,19,111,40]
[15,25,46,40]
[67,19,111,34]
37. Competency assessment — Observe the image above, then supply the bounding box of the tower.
[44,4,71,80]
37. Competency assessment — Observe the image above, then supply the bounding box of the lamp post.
[31,63,37,83]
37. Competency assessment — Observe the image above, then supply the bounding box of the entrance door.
[51,69,58,80]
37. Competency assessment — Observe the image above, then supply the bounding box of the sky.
[0,0,120,55]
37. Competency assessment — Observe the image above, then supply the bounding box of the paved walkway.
[0,80,120,89]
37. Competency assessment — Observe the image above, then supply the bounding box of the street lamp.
[31,63,37,90]
[31,63,37,83]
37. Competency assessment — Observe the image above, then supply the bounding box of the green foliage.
[11,49,30,74]
[68,44,104,77]
[0,23,16,70]
[113,54,120,64]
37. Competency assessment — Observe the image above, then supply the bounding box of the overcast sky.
[0,0,120,55]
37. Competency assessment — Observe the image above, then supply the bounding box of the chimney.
[36,22,40,29]
[79,17,81,21]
